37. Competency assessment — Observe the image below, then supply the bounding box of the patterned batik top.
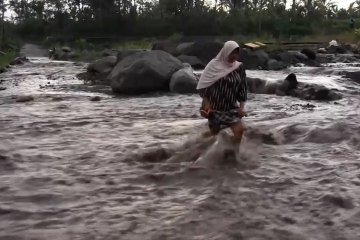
[199,65,247,112]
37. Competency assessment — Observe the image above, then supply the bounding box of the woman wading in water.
[197,41,247,144]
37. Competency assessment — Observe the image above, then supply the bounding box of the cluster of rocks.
[77,50,198,94]
[77,47,342,101]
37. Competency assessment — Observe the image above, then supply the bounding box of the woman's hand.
[238,108,248,117]
[238,103,247,117]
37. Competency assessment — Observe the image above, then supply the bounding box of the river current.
[0,55,359,240]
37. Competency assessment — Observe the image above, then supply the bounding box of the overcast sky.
[288,0,354,9]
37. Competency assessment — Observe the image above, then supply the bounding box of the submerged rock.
[10,57,29,66]
[16,95,34,102]
[83,56,117,84]
[322,194,354,209]
[90,96,102,101]
[293,84,342,101]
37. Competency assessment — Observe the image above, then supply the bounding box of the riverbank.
[0,51,17,72]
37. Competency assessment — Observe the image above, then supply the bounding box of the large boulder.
[117,49,148,63]
[109,50,183,94]
[176,42,195,56]
[176,41,223,66]
[152,41,177,56]
[177,55,205,69]
[240,49,269,70]
[102,49,118,57]
[169,65,198,94]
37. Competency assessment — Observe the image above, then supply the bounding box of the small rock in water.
[282,216,297,224]
[322,194,354,209]
[0,87,6,91]
[90,96,101,101]
[52,97,64,101]
[324,220,334,226]
[16,95,34,102]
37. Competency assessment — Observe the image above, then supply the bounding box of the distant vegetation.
[1,0,360,46]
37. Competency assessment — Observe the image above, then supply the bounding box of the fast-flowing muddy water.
[0,52,359,240]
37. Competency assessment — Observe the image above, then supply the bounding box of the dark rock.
[301,48,316,60]
[322,194,354,209]
[176,42,195,56]
[278,51,301,65]
[61,46,72,52]
[10,57,29,66]
[344,71,360,84]
[293,84,342,101]
[177,55,205,69]
[90,96,102,101]
[335,54,359,63]
[169,66,198,94]
[176,41,223,65]
[16,95,34,102]
[240,49,269,70]
[117,49,148,63]
[0,87,6,91]
[304,59,322,67]
[109,50,183,94]
[0,67,5,73]
[102,49,118,57]
[327,45,348,54]
[266,59,286,70]
[294,52,309,62]
[152,41,177,56]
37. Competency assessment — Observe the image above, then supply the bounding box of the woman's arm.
[198,88,212,111]
[237,65,248,116]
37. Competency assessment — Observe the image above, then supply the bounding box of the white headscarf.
[196,41,241,90]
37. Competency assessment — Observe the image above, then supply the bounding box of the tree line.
[2,0,360,41]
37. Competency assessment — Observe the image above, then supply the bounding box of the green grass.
[0,51,17,68]
[113,40,152,50]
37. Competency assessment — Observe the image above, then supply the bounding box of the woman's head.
[218,41,240,65]
[228,47,240,63]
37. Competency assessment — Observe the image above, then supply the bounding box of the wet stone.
[322,194,354,209]
[90,96,102,101]
[16,95,34,102]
